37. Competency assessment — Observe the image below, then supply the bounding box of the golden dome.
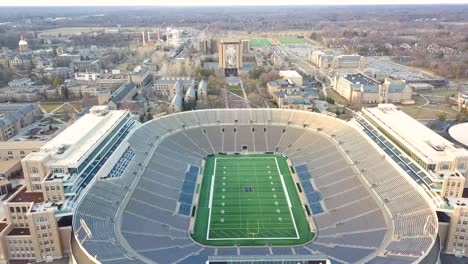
[19,36,28,46]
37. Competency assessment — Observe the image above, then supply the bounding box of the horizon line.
[1,3,468,7]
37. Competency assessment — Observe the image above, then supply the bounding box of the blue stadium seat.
[177,166,199,214]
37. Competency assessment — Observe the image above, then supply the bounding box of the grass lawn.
[40,103,64,113]
[279,37,306,44]
[326,88,350,106]
[69,102,82,112]
[191,154,315,246]
[250,38,272,47]
[227,85,244,97]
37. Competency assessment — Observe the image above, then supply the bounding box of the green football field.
[279,37,306,44]
[191,154,315,246]
[250,38,272,47]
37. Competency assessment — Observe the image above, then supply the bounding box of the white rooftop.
[364,104,468,164]
[26,106,127,168]
[449,123,468,147]
[279,70,302,78]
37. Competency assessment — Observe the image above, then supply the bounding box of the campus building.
[108,82,147,115]
[361,103,468,204]
[457,91,468,112]
[0,141,44,161]
[445,199,468,256]
[267,71,316,111]
[279,70,303,87]
[153,77,193,98]
[0,104,41,141]
[218,40,243,76]
[357,104,468,257]
[362,104,468,182]
[333,73,412,104]
[310,51,366,69]
[0,106,138,263]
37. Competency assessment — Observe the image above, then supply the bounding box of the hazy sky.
[0,0,467,6]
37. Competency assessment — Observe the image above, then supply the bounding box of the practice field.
[250,38,272,47]
[279,37,306,44]
[191,154,315,246]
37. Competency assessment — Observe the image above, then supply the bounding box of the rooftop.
[364,104,468,163]
[9,188,44,203]
[0,222,7,234]
[344,73,379,86]
[0,160,20,173]
[0,103,37,114]
[110,82,136,104]
[25,106,128,168]
[279,70,302,78]
[335,54,361,61]
[0,140,44,150]
[8,228,30,236]
[447,197,468,209]
[283,97,312,105]
[449,123,468,147]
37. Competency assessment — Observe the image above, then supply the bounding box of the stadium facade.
[8,106,468,263]
[70,109,439,264]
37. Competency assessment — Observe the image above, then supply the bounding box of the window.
[52,168,64,174]
[29,167,38,174]
[441,163,450,170]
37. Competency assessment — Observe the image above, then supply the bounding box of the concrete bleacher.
[73,109,438,264]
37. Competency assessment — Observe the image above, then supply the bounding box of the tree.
[207,75,225,96]
[61,86,69,101]
[436,112,447,122]
[143,112,153,122]
[52,78,64,87]
[248,66,266,79]
[310,32,317,40]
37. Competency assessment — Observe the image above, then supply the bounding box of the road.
[239,80,251,108]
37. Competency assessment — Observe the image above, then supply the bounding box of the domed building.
[18,36,29,53]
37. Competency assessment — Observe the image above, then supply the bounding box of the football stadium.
[71,109,439,264]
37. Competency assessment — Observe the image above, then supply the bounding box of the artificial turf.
[191,154,315,246]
